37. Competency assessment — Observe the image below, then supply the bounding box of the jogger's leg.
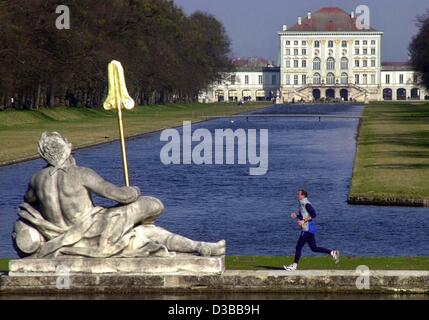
[294,233,308,263]
[307,233,331,255]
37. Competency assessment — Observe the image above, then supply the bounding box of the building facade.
[200,65,280,103]
[381,63,426,100]
[201,7,428,103]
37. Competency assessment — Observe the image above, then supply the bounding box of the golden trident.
[103,60,135,186]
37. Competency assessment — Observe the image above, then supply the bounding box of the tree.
[410,9,429,90]
[0,0,233,109]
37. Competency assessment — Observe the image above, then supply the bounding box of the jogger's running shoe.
[283,263,297,271]
[331,250,340,264]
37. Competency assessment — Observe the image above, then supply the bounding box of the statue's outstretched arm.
[79,167,140,204]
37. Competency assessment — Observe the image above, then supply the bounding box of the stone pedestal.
[8,254,225,276]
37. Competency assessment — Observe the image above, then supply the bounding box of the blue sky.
[174,0,428,63]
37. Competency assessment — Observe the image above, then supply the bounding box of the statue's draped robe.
[15,202,170,258]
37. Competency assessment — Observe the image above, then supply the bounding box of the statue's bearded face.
[38,132,72,168]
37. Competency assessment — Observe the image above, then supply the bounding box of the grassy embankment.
[349,102,429,206]
[0,102,270,166]
[1,257,428,272]
[226,256,429,270]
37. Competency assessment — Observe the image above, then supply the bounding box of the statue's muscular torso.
[25,160,140,228]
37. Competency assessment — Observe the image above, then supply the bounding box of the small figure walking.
[284,189,340,271]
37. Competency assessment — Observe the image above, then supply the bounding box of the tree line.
[0,0,233,109]
[410,9,429,92]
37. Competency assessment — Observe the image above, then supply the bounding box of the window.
[313,58,321,70]
[285,59,290,68]
[313,73,321,84]
[294,41,298,45]
[272,74,277,85]
[314,41,320,48]
[294,60,299,68]
[363,74,368,84]
[355,60,360,67]
[326,72,335,85]
[386,74,390,84]
[363,60,367,67]
[341,57,348,69]
[413,73,418,83]
[371,74,376,84]
[286,49,291,55]
[341,72,348,84]
[302,75,307,85]
[245,75,249,85]
[363,40,368,45]
[294,75,299,85]
[286,74,290,85]
[371,48,376,55]
[355,48,360,55]
[328,40,334,48]
[302,60,307,68]
[326,57,335,70]
[371,40,376,45]
[355,74,360,84]
[286,40,291,45]
[230,75,236,85]
[371,60,376,67]
[302,41,307,45]
[258,75,263,85]
[342,41,348,48]
[355,40,360,45]
[363,48,367,55]
[302,49,307,55]
[294,49,299,55]
[399,74,404,84]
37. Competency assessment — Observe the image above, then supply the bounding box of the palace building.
[200,7,428,103]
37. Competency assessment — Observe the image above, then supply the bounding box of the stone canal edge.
[1,270,428,295]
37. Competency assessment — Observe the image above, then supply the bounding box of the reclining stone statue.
[12,132,225,259]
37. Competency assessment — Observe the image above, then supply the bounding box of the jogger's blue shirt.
[297,198,317,234]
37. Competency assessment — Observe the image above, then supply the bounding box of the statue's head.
[38,132,72,170]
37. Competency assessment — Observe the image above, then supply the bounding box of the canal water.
[0,104,428,258]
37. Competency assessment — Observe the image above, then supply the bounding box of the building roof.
[232,57,279,72]
[286,7,378,32]
[235,66,280,72]
[381,62,413,71]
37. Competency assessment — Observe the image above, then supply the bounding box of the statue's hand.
[119,186,141,203]
[129,186,141,201]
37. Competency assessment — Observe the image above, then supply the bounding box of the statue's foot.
[210,240,226,256]
[197,240,226,257]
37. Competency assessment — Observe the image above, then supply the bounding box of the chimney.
[351,11,355,18]
[298,17,302,25]
[307,12,311,20]
[282,24,288,31]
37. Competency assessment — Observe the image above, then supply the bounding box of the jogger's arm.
[305,203,317,220]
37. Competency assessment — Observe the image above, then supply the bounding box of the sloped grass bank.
[349,102,429,206]
[0,102,270,166]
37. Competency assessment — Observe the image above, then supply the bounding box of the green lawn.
[349,102,429,205]
[0,102,270,165]
[0,259,8,272]
[1,257,428,272]
[226,256,429,270]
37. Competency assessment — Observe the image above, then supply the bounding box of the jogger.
[284,189,340,271]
